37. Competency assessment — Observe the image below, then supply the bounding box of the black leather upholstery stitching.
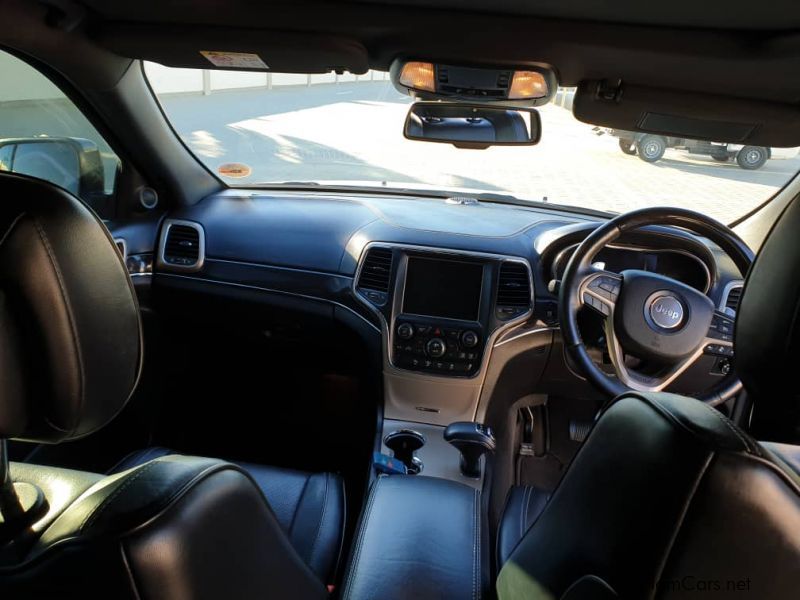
[519,486,528,540]
[329,475,347,585]
[523,487,532,537]
[0,462,269,572]
[650,452,715,596]
[637,393,750,454]
[81,461,161,532]
[107,447,174,474]
[560,574,618,599]
[472,487,478,600]
[119,541,144,600]
[744,454,800,496]
[288,473,312,541]
[307,472,330,570]
[32,217,85,435]
[0,212,26,248]
[341,475,382,599]
[698,401,760,456]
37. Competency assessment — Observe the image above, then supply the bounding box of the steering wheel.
[559,207,754,406]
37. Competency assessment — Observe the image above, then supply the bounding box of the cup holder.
[384,429,425,474]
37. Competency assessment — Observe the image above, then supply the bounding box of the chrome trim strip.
[719,280,744,312]
[113,237,128,262]
[493,326,557,347]
[156,273,381,333]
[156,219,206,273]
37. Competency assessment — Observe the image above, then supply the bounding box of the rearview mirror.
[404,102,541,149]
[0,137,108,203]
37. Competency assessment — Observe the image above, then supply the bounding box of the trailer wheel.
[736,146,768,170]
[618,139,636,155]
[636,135,667,163]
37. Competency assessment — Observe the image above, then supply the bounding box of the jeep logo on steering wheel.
[649,295,685,330]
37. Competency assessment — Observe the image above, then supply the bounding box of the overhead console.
[354,244,533,380]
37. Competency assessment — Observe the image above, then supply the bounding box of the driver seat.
[496,198,800,599]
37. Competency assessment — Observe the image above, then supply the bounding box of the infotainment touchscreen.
[402,257,483,321]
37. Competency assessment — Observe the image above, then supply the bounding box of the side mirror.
[0,137,110,206]
[404,102,541,149]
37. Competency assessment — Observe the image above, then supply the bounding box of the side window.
[0,49,119,210]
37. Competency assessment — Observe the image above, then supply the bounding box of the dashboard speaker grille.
[357,247,394,302]
[496,261,531,318]
[164,224,201,267]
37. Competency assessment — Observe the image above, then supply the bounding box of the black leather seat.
[0,172,340,599]
[110,447,345,583]
[495,193,800,598]
[496,485,550,570]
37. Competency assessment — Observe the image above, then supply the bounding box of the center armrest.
[342,475,488,600]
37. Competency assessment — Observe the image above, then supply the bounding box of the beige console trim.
[353,242,534,425]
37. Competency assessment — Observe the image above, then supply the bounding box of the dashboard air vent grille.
[163,224,202,268]
[496,261,531,319]
[357,246,393,304]
[725,285,743,313]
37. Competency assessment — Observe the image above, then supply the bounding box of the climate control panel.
[392,321,483,376]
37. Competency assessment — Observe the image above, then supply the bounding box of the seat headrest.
[736,193,800,436]
[0,173,141,443]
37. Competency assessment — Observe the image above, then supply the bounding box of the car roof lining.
[4,1,800,145]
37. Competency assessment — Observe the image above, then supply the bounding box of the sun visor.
[573,80,800,147]
[92,24,369,74]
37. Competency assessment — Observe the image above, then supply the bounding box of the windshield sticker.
[217,163,253,178]
[200,51,268,70]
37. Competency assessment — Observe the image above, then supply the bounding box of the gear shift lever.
[444,422,496,478]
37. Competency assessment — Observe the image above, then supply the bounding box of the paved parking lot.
[159,81,800,223]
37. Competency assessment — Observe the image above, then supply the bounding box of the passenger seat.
[110,447,345,584]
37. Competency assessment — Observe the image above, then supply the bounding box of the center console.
[355,243,533,426]
[346,244,528,598]
[342,474,489,600]
[393,255,487,376]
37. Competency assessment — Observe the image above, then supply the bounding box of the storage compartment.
[342,475,488,599]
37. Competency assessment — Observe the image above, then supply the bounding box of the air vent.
[357,246,394,305]
[159,220,205,271]
[496,261,531,319]
[725,284,743,313]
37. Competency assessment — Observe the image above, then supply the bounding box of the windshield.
[145,63,800,223]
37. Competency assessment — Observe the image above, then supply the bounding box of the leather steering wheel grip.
[558,207,754,405]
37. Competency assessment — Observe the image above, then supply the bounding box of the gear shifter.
[444,422,496,478]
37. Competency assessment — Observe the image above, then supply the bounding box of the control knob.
[396,323,414,340]
[461,330,479,349]
[426,338,447,358]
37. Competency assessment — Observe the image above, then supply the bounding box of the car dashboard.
[137,189,744,439]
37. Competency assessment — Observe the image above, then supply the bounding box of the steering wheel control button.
[704,343,734,357]
[396,323,414,340]
[583,292,610,315]
[588,275,621,302]
[708,313,735,341]
[648,294,685,330]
